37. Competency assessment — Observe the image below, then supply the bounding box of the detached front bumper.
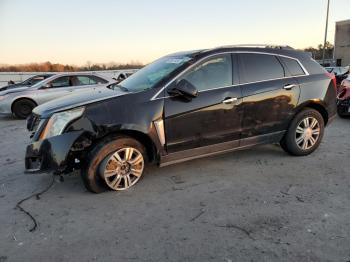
[25,131,84,173]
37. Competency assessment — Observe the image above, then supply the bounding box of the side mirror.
[41,83,52,89]
[168,79,198,99]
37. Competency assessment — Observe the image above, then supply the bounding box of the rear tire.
[280,108,324,156]
[12,99,36,119]
[337,105,349,118]
[81,135,147,193]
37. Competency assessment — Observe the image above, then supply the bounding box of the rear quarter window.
[91,76,108,84]
[296,54,325,75]
[76,76,96,85]
[280,57,305,76]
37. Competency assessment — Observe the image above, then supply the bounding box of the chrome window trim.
[155,75,308,100]
[151,51,309,101]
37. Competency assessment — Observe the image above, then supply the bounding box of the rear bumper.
[25,131,84,173]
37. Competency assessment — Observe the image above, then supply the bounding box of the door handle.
[283,84,297,90]
[222,97,238,104]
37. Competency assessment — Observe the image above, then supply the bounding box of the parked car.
[325,66,349,86]
[25,46,337,193]
[337,75,350,117]
[0,73,113,119]
[112,72,134,83]
[0,74,55,92]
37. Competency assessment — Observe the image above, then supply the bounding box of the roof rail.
[213,44,295,50]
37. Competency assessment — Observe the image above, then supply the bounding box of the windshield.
[31,76,55,89]
[21,76,36,85]
[23,76,49,86]
[118,55,192,92]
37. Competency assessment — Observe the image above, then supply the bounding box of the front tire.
[12,99,36,119]
[280,108,324,156]
[81,136,147,193]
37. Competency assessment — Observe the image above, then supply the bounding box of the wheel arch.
[94,129,158,163]
[11,97,38,114]
[294,100,329,125]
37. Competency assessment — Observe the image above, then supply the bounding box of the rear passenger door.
[71,75,98,91]
[238,53,300,142]
[69,75,108,93]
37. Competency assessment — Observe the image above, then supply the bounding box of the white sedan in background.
[0,73,114,119]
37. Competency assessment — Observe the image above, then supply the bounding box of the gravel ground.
[0,115,349,262]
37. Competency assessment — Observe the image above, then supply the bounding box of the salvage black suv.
[26,46,337,193]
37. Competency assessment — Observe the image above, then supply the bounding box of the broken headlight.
[39,107,85,140]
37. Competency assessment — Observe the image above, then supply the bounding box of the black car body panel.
[296,73,337,122]
[239,78,300,138]
[164,82,243,152]
[25,131,84,172]
[24,46,337,174]
[33,87,128,118]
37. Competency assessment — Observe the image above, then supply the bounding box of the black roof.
[195,45,310,61]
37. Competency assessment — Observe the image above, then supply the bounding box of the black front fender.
[25,130,84,173]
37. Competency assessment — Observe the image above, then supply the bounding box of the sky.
[0,0,349,65]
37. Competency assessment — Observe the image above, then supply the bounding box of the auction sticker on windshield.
[166,57,191,64]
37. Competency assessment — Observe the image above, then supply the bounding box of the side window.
[92,76,108,84]
[23,77,35,85]
[280,57,305,76]
[30,77,45,85]
[178,54,232,91]
[49,76,72,88]
[239,53,285,83]
[76,76,98,86]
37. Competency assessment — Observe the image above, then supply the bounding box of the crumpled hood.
[33,87,128,117]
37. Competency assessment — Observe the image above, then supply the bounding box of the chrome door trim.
[155,75,306,100]
[153,119,166,146]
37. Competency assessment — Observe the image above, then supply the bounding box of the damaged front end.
[25,108,93,174]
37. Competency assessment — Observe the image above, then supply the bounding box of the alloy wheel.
[100,147,144,191]
[295,117,320,150]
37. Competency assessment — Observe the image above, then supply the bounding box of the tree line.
[301,41,334,60]
[0,43,335,72]
[0,61,144,72]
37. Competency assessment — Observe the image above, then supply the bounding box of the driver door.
[67,75,102,94]
[164,54,243,153]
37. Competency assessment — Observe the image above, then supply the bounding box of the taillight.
[325,72,337,92]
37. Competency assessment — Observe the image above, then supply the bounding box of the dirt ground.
[0,115,349,262]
